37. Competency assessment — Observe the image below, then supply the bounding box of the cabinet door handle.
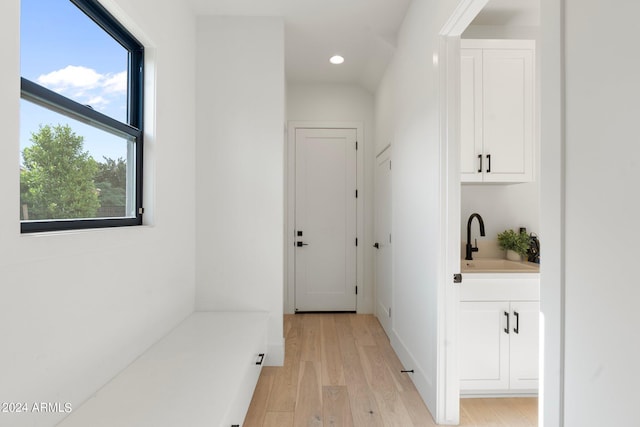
[486,154,491,173]
[514,311,520,334]
[478,154,483,173]
[504,311,510,334]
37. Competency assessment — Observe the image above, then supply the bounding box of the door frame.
[285,121,365,314]
[438,1,565,426]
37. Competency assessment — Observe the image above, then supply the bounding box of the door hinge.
[388,307,391,318]
[453,273,462,284]
[355,286,358,295]
[389,160,392,170]
[355,189,358,198]
[355,238,358,247]
[355,141,358,150]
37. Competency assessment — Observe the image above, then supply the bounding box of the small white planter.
[506,250,522,261]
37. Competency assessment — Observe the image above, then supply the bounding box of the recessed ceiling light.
[330,55,345,65]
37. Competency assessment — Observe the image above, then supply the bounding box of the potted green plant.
[497,229,530,261]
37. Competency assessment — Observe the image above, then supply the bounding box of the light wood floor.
[244,313,537,427]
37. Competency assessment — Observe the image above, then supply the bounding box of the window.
[20,0,143,233]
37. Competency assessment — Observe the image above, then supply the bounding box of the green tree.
[95,157,127,207]
[20,124,99,220]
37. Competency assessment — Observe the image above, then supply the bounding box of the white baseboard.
[389,329,437,421]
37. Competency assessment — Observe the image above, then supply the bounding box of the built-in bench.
[58,311,269,427]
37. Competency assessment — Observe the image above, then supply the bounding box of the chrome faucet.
[465,213,486,260]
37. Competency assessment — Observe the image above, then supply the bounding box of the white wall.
[286,82,375,314]
[374,0,465,419]
[461,183,540,240]
[195,16,285,365]
[0,1,197,426]
[372,0,640,424]
[375,68,397,156]
[560,0,640,425]
[462,25,539,40]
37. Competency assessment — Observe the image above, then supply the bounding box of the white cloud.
[36,65,127,117]
[86,96,109,109]
[37,65,103,92]
[103,71,127,94]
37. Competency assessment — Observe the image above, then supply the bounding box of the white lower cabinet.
[508,301,539,390]
[460,301,510,391]
[460,278,539,394]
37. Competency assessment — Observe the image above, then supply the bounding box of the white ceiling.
[188,0,412,92]
[188,0,539,92]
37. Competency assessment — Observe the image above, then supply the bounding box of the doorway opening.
[439,0,541,425]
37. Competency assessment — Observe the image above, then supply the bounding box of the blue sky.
[20,0,131,163]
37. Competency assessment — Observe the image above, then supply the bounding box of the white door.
[294,128,357,312]
[374,147,392,334]
[509,301,540,390]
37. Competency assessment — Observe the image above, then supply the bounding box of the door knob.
[296,241,309,247]
[373,242,380,249]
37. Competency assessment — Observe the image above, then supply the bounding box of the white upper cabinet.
[461,39,535,183]
[460,48,484,182]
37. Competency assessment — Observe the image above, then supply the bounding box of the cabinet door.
[460,301,510,392]
[509,301,539,390]
[460,48,483,182]
[482,47,534,182]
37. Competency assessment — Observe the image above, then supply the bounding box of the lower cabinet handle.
[486,154,491,173]
[504,311,510,334]
[514,311,520,334]
[478,154,483,173]
[256,353,265,365]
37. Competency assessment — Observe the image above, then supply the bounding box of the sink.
[461,258,539,273]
